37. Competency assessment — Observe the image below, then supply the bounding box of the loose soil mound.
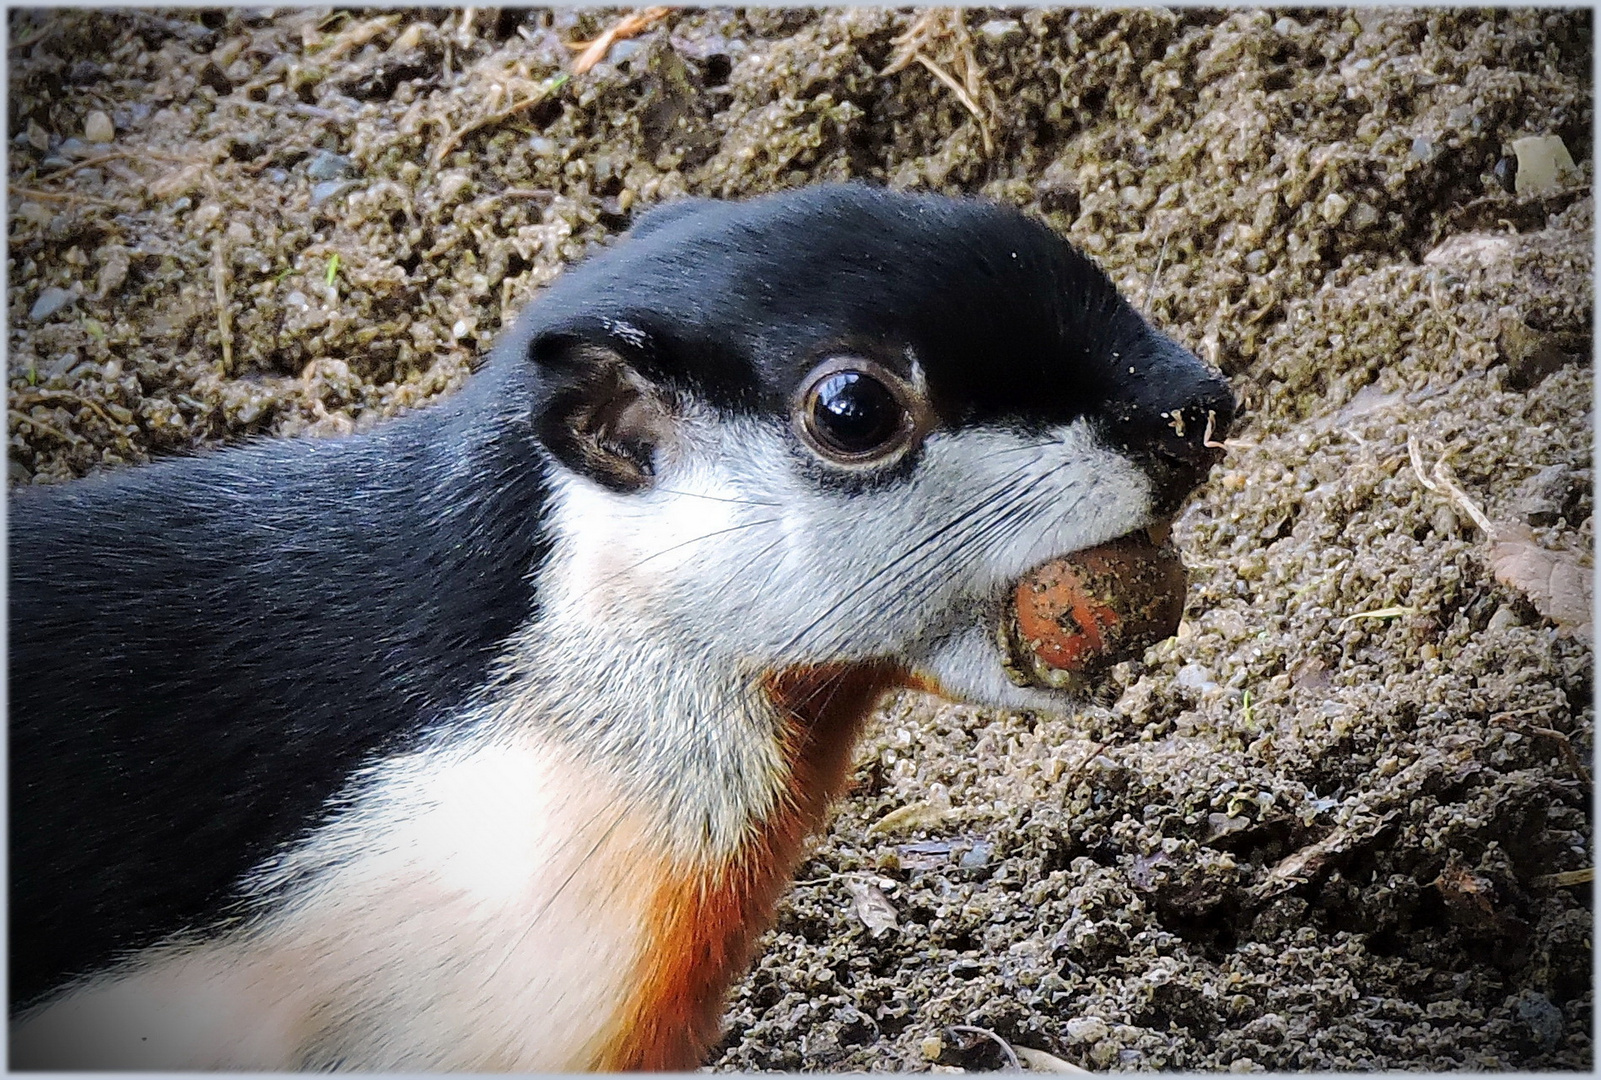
[8,7,1592,1071]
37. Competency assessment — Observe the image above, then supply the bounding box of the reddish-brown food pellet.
[1008,533,1187,681]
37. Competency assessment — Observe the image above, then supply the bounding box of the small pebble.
[1486,605,1522,633]
[1062,1016,1108,1044]
[311,179,359,206]
[1493,157,1517,193]
[977,18,1023,41]
[607,39,643,64]
[29,287,76,322]
[1512,135,1577,196]
[306,150,356,181]
[1514,990,1565,1049]
[96,248,130,298]
[16,203,53,227]
[44,352,81,383]
[84,111,115,143]
[957,840,993,870]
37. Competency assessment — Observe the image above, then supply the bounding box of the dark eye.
[809,372,902,456]
[793,359,927,466]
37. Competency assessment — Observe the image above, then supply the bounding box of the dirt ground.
[7,7,1593,1072]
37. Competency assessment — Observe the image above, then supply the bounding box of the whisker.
[481,795,636,987]
[706,536,786,609]
[592,518,781,590]
[781,464,1040,658]
[655,487,781,508]
[811,464,1075,662]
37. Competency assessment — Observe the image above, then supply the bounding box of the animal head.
[499,184,1233,711]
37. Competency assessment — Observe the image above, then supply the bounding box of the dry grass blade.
[10,410,85,446]
[310,14,400,61]
[913,54,990,148]
[1411,440,1592,639]
[881,9,995,156]
[13,390,119,431]
[882,9,945,75]
[8,185,127,210]
[1532,868,1594,888]
[1014,1045,1092,1073]
[842,877,898,937]
[568,6,673,76]
[211,240,234,373]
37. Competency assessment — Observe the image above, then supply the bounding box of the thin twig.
[948,1025,1021,1071]
[913,53,992,155]
[568,6,673,75]
[40,149,204,180]
[14,389,119,430]
[432,74,569,166]
[1491,711,1590,782]
[10,410,84,445]
[212,240,234,373]
[1406,433,1438,492]
[1142,233,1170,310]
[8,184,126,209]
[1532,867,1594,888]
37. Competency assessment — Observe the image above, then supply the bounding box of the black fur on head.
[504,183,1233,497]
[7,183,1231,1013]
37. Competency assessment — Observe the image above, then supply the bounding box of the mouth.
[996,522,1187,694]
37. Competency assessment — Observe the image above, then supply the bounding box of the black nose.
[1101,337,1235,514]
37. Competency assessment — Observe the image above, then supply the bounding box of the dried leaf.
[1340,605,1417,626]
[1253,810,1399,900]
[843,877,898,937]
[867,801,955,835]
[1433,859,1500,930]
[1205,812,1251,841]
[1487,524,1592,638]
[1512,134,1580,195]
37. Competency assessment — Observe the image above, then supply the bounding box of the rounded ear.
[530,333,675,494]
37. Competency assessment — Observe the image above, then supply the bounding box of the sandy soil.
[8,7,1592,1071]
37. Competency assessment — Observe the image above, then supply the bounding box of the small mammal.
[9,184,1232,1070]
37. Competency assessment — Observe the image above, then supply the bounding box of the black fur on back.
[8,366,551,1007]
[8,183,1231,1011]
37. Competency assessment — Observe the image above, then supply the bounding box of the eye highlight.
[792,357,929,467]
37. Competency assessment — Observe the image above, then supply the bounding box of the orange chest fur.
[597,662,912,1071]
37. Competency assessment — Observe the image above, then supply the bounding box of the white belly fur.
[12,736,663,1071]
